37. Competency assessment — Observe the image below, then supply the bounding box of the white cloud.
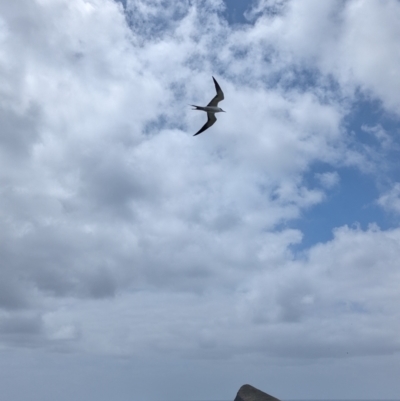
[362,124,394,150]
[1,0,400,399]
[378,183,400,215]
[245,0,400,115]
[315,171,340,189]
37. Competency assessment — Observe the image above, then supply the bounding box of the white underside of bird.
[191,77,225,136]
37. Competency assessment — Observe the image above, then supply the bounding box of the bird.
[191,76,225,136]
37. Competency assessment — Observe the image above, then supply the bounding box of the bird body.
[191,105,225,113]
[191,77,225,136]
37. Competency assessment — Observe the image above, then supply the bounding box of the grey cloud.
[0,4,400,400]
[84,269,117,299]
[0,313,43,347]
[0,104,41,158]
[276,281,315,323]
[0,276,29,310]
[0,314,42,336]
[78,151,151,215]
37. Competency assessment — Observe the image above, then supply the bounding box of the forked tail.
[190,104,204,110]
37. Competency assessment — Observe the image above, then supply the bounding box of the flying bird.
[191,76,225,136]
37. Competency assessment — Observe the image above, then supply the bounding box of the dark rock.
[234,384,281,401]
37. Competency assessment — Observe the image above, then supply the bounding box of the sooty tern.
[191,76,225,136]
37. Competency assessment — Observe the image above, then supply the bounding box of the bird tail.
[190,104,203,110]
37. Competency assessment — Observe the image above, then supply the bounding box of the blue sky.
[294,96,400,248]
[1,0,400,400]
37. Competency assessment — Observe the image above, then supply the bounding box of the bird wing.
[207,76,224,107]
[193,113,217,136]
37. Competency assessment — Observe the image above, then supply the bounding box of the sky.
[1,0,400,400]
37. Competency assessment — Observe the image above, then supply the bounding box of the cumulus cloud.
[241,0,400,126]
[1,0,400,398]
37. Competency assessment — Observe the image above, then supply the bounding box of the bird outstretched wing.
[193,113,217,136]
[207,77,224,107]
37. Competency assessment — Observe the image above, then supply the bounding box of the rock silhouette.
[234,384,281,401]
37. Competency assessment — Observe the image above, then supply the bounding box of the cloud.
[378,183,400,215]
[21,223,397,363]
[0,1,400,398]
[244,0,400,115]
[315,171,340,189]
